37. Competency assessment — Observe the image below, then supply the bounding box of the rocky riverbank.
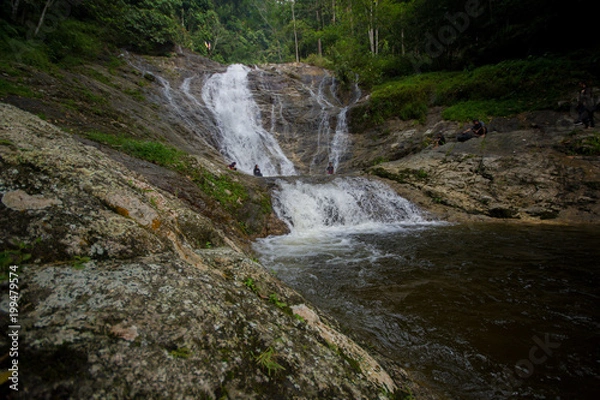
[352,107,600,224]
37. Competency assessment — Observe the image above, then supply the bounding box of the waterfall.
[201,64,296,177]
[271,177,427,234]
[124,54,427,236]
[330,107,350,171]
[307,76,335,174]
[302,75,361,174]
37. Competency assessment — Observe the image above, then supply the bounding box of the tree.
[10,0,21,21]
[291,0,300,62]
[34,0,57,37]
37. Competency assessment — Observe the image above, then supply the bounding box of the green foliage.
[3,0,598,79]
[303,54,333,70]
[560,132,600,156]
[45,19,104,66]
[122,88,146,101]
[195,171,249,212]
[355,81,428,126]
[85,131,186,169]
[372,156,389,166]
[119,3,180,54]
[244,277,258,293]
[123,140,184,167]
[441,100,520,122]
[0,77,39,99]
[1,240,35,282]
[169,346,192,359]
[357,56,583,126]
[254,346,285,376]
[0,30,54,71]
[268,293,287,310]
[72,256,91,270]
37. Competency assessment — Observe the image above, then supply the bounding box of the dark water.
[255,223,600,399]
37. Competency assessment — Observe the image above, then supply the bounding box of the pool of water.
[254,222,600,399]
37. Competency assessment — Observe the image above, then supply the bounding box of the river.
[254,181,600,399]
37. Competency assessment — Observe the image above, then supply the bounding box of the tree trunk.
[331,0,336,24]
[11,0,20,21]
[34,0,57,38]
[367,0,378,55]
[292,1,299,63]
[401,28,405,56]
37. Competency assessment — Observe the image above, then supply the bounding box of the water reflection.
[254,223,600,399]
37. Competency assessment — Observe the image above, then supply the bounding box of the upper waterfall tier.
[201,64,297,177]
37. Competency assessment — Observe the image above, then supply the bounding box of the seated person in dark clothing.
[253,164,263,176]
[432,132,446,148]
[326,162,334,174]
[457,119,486,142]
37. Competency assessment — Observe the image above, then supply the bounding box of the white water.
[330,106,350,171]
[268,177,431,235]
[201,64,296,177]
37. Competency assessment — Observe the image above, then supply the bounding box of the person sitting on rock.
[326,162,334,174]
[457,119,486,142]
[227,162,237,171]
[432,132,446,148]
[253,164,263,177]
[575,82,595,128]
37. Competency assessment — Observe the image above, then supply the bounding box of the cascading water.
[330,106,350,171]
[271,177,427,234]
[254,177,436,271]
[329,79,361,172]
[124,54,596,399]
[122,52,218,146]
[302,75,361,173]
[201,64,296,177]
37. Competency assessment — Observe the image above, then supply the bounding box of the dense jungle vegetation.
[1,0,599,122]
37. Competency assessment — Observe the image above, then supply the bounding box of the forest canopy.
[1,0,598,86]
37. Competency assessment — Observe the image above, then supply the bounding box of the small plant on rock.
[254,346,285,376]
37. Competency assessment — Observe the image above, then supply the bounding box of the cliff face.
[0,103,416,399]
